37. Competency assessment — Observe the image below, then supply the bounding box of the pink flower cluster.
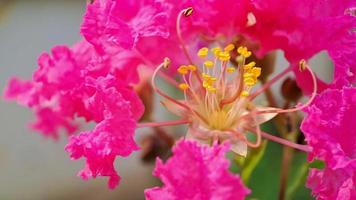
[4,40,145,188]
[145,140,250,200]
[3,0,356,198]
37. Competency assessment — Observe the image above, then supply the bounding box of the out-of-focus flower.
[301,86,356,199]
[81,0,169,52]
[145,139,250,200]
[3,40,144,188]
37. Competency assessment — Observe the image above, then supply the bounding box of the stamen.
[152,59,209,123]
[151,58,192,111]
[260,131,311,152]
[176,7,204,88]
[253,62,317,115]
[249,66,292,100]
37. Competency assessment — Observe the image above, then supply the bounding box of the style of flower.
[145,139,250,200]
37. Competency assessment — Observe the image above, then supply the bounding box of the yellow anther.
[218,51,231,61]
[241,91,249,97]
[211,47,222,56]
[209,77,217,82]
[202,73,211,79]
[243,73,255,78]
[251,67,261,77]
[243,51,252,58]
[179,83,189,90]
[224,43,235,52]
[197,47,209,58]
[163,57,171,68]
[177,65,189,75]
[207,86,217,93]
[237,46,252,58]
[299,59,307,71]
[187,65,197,71]
[237,46,247,54]
[244,77,256,86]
[227,67,236,73]
[183,7,193,17]
[244,62,256,70]
[203,81,210,88]
[204,60,214,68]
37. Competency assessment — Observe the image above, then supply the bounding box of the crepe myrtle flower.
[137,8,316,157]
[3,0,355,198]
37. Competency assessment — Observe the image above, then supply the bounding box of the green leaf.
[241,140,268,184]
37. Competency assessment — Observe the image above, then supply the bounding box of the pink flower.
[81,0,169,52]
[145,140,250,200]
[3,40,144,188]
[301,86,356,199]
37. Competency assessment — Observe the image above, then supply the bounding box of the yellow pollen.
[211,47,222,56]
[237,46,252,58]
[202,73,211,79]
[227,67,236,73]
[224,43,235,52]
[179,83,190,90]
[244,78,256,86]
[251,67,261,77]
[187,65,197,71]
[177,65,189,75]
[218,51,231,61]
[204,60,214,68]
[197,47,209,58]
[207,86,217,93]
[241,91,249,97]
[243,61,256,70]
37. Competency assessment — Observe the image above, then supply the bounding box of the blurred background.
[0,1,158,199]
[0,1,333,200]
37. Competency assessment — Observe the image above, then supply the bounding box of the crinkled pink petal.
[81,0,169,52]
[302,87,356,168]
[30,108,78,139]
[329,32,356,86]
[239,0,355,92]
[145,140,250,200]
[307,163,356,200]
[65,86,139,189]
[302,86,356,199]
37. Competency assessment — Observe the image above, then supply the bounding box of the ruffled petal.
[145,140,250,200]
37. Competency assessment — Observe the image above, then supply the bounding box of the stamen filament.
[260,131,311,152]
[176,7,204,88]
[152,59,192,111]
[252,64,317,115]
[249,66,292,100]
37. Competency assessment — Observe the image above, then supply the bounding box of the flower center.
[176,45,261,131]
